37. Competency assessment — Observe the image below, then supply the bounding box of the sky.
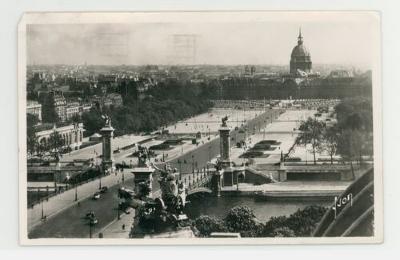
[26,13,379,67]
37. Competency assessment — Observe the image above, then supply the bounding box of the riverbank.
[220,181,349,200]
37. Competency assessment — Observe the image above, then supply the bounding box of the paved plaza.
[165,108,265,134]
[60,134,152,163]
[229,109,323,165]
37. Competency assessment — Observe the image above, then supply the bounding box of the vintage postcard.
[18,11,383,245]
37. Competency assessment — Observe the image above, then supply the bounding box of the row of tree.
[296,97,373,165]
[27,80,215,158]
[193,205,327,237]
[82,82,214,136]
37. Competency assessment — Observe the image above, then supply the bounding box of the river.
[185,196,331,222]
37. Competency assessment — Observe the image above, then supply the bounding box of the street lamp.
[89,222,93,238]
[55,159,61,193]
[89,213,97,238]
[263,120,266,140]
[305,144,308,165]
[177,159,182,180]
[117,201,121,220]
[236,173,239,191]
[191,155,194,173]
[74,183,78,201]
[41,199,44,220]
[36,187,40,206]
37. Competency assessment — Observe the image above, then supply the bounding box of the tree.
[284,205,327,237]
[37,138,48,157]
[41,94,59,123]
[271,227,296,237]
[27,113,39,126]
[81,109,104,136]
[334,98,374,166]
[335,97,373,132]
[322,125,340,164]
[27,114,39,156]
[263,215,289,237]
[338,129,372,166]
[224,206,261,237]
[297,117,325,164]
[262,206,327,237]
[27,128,38,156]
[194,215,227,237]
[48,130,63,157]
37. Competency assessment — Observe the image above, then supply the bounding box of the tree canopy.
[297,117,326,164]
[81,81,213,136]
[192,205,327,238]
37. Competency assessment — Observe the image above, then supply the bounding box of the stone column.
[219,123,232,168]
[100,121,114,173]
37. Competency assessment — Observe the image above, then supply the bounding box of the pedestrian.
[122,224,125,230]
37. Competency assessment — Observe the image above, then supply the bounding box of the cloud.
[26,19,377,67]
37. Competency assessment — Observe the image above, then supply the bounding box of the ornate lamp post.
[74,183,78,201]
[88,212,97,238]
[177,159,182,180]
[99,174,102,189]
[89,221,93,238]
[117,200,121,220]
[41,199,44,220]
[191,154,194,173]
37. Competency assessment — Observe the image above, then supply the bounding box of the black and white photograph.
[18,11,382,245]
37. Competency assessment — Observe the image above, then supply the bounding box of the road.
[29,176,134,238]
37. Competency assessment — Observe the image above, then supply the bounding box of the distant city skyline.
[27,15,378,68]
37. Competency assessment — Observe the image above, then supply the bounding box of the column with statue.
[100,115,114,174]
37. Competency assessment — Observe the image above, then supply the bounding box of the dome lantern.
[297,28,303,45]
[290,28,312,75]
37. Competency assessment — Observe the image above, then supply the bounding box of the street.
[29,176,134,238]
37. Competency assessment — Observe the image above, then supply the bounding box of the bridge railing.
[181,167,214,191]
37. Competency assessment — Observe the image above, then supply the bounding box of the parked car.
[99,186,108,193]
[85,211,95,219]
[90,217,98,225]
[92,192,101,200]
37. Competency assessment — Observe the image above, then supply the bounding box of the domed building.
[290,29,312,75]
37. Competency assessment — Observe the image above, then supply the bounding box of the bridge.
[181,169,214,198]
[312,167,374,237]
[155,163,356,199]
[182,166,276,198]
[187,187,212,196]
